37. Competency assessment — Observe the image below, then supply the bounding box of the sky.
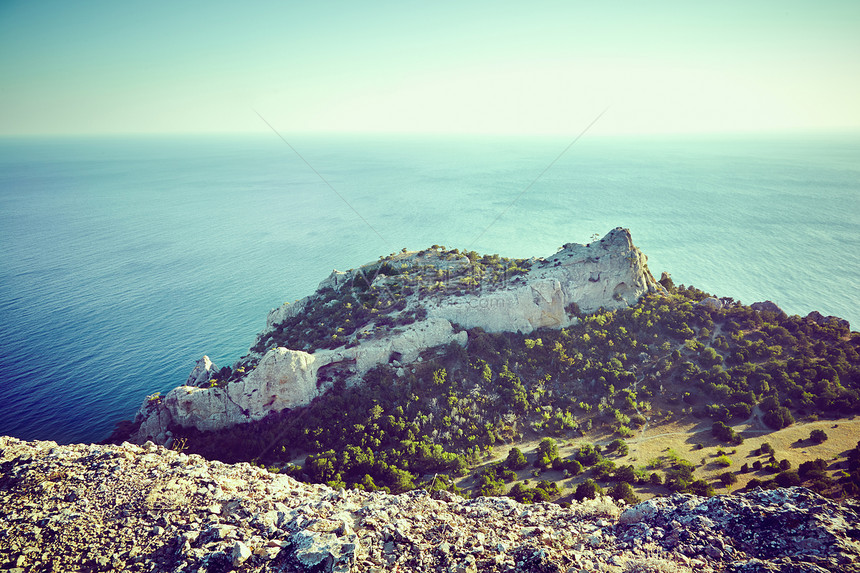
[1,0,858,136]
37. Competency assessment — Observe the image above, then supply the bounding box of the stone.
[232,540,252,567]
[806,310,850,330]
[751,300,784,315]
[697,297,724,311]
[185,356,219,387]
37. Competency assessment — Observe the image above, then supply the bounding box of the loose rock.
[1,436,858,572]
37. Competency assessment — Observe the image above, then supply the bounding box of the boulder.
[185,356,218,387]
[806,311,850,331]
[751,300,785,315]
[696,297,723,311]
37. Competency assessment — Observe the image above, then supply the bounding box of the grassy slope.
[470,413,859,501]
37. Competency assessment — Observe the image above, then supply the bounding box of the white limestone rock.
[263,296,310,337]
[318,317,466,378]
[134,318,465,441]
[428,227,662,333]
[185,356,218,387]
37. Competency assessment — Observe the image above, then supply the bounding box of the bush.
[606,438,629,456]
[775,470,801,487]
[810,429,828,444]
[613,464,637,484]
[505,447,528,470]
[575,444,603,467]
[592,459,617,480]
[609,482,640,505]
[574,478,603,501]
[714,455,732,467]
[763,406,794,430]
[554,457,583,476]
[712,421,743,445]
[534,438,559,469]
[719,471,738,485]
[689,479,715,497]
[799,458,828,479]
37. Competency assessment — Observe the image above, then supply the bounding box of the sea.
[1,132,858,444]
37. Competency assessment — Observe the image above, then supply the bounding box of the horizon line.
[2,127,860,140]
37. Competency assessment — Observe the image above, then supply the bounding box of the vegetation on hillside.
[165,273,860,502]
[245,247,531,357]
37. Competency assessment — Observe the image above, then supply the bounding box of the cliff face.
[2,437,858,573]
[136,318,465,439]
[133,228,664,443]
[427,226,660,332]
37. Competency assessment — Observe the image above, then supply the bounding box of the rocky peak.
[1,437,858,572]
[132,228,664,444]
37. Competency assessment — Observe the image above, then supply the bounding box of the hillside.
[2,437,859,573]
[113,228,860,504]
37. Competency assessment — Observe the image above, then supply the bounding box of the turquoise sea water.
[1,133,858,444]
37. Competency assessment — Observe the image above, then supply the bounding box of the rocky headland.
[133,227,664,445]
[2,436,859,573]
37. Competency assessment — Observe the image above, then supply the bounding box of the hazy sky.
[1,0,858,136]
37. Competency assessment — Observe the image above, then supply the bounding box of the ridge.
[133,228,663,444]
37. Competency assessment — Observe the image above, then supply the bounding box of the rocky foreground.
[2,437,859,572]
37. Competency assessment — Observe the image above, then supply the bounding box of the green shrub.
[574,479,603,501]
[609,482,640,505]
[606,439,629,456]
[505,447,528,470]
[776,470,801,487]
[810,429,828,444]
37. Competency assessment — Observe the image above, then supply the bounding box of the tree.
[810,429,828,444]
[712,421,742,445]
[609,482,640,505]
[763,406,794,430]
[575,444,603,467]
[606,438,629,456]
[574,479,603,501]
[775,470,801,487]
[613,464,637,484]
[505,447,528,470]
[534,438,559,469]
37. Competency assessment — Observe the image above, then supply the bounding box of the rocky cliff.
[133,228,664,444]
[2,437,858,573]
